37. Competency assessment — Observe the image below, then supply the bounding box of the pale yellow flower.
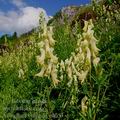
[78,70,88,84]
[51,65,59,86]
[45,62,52,76]
[48,27,55,46]
[81,96,88,115]
[86,47,91,64]
[36,49,45,65]
[49,53,58,64]
[82,39,89,47]
[45,39,50,53]
[18,69,24,78]
[35,67,45,77]
[83,21,88,32]
[90,39,100,54]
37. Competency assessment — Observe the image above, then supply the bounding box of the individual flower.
[93,57,100,67]
[36,49,45,65]
[81,96,88,115]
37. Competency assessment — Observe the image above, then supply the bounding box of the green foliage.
[54,24,77,61]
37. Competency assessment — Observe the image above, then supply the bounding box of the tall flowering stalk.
[36,12,59,87]
[62,19,100,87]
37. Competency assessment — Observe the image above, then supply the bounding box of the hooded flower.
[81,96,88,115]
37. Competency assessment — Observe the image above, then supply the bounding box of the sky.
[0,0,90,35]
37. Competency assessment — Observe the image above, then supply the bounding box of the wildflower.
[45,39,50,53]
[81,39,89,47]
[35,67,45,77]
[81,96,88,115]
[51,65,60,86]
[67,66,72,80]
[86,47,91,65]
[90,39,100,55]
[45,62,52,76]
[83,21,88,32]
[78,70,88,84]
[48,27,55,46]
